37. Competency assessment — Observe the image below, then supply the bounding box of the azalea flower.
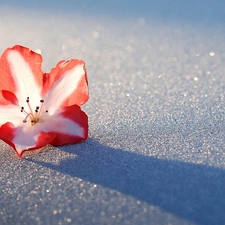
[0,45,89,157]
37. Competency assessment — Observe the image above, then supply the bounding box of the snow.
[0,1,225,224]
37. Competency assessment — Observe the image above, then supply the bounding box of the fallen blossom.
[0,45,88,157]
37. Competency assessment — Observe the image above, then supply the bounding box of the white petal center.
[43,63,84,114]
[7,50,42,108]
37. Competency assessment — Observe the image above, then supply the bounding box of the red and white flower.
[0,45,89,157]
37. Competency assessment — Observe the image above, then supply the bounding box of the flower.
[0,45,89,157]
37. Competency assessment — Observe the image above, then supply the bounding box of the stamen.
[20,98,48,125]
[23,113,32,123]
[35,106,39,113]
[37,100,44,118]
[26,97,34,115]
[20,107,30,116]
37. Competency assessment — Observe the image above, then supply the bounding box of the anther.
[35,106,39,113]
[20,98,48,125]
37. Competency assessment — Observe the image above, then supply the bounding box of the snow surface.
[0,1,225,225]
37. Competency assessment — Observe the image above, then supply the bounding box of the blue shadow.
[29,138,225,225]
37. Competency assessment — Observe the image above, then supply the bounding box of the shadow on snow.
[29,138,225,225]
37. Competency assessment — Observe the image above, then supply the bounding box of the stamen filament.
[37,100,44,119]
[20,98,48,125]
[26,97,34,116]
[21,107,30,116]
[23,113,32,123]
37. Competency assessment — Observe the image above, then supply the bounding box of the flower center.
[20,97,48,125]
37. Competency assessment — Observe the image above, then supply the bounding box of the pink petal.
[0,105,24,127]
[0,105,87,157]
[0,122,15,150]
[2,90,18,105]
[0,45,43,105]
[0,122,56,157]
[42,59,88,113]
[42,105,88,146]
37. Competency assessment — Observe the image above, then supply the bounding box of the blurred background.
[1,0,225,22]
